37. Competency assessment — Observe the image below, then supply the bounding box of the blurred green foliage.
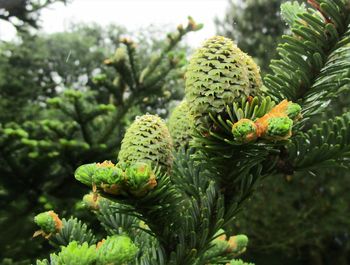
[0,0,68,30]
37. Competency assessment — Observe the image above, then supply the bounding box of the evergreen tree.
[31,1,350,265]
[0,19,202,264]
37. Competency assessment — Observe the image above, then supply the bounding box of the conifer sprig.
[265,0,350,118]
[287,111,350,171]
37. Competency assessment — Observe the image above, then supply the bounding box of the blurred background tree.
[0,9,201,264]
[0,0,68,31]
[0,23,122,123]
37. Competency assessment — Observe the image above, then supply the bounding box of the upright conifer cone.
[118,114,173,172]
[185,36,262,129]
[168,100,194,149]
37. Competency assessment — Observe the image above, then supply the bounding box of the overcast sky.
[0,0,229,48]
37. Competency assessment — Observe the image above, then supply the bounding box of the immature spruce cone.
[185,36,262,129]
[167,100,194,149]
[118,114,173,172]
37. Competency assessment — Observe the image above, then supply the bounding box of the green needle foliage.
[223,1,350,264]
[31,2,350,265]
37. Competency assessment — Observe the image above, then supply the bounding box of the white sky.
[0,0,229,48]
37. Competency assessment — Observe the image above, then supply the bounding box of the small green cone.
[185,36,261,130]
[167,100,194,149]
[118,114,173,173]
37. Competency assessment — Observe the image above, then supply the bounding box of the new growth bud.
[104,47,128,66]
[94,161,124,195]
[227,234,249,255]
[264,117,293,140]
[186,16,203,31]
[286,102,302,120]
[230,99,301,143]
[96,235,138,265]
[232,119,257,143]
[125,162,157,197]
[54,241,97,265]
[82,192,102,210]
[75,161,157,197]
[33,211,62,238]
[254,100,301,141]
[204,230,249,260]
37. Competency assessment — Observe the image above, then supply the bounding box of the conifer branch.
[265,0,350,119]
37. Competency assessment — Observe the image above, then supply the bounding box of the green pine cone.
[244,54,262,92]
[185,35,262,129]
[167,100,194,149]
[118,114,173,172]
[53,241,97,265]
[96,235,138,265]
[34,211,62,235]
